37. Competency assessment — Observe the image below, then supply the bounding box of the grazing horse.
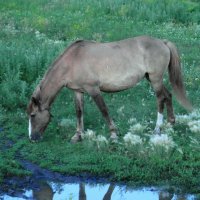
[27,36,192,142]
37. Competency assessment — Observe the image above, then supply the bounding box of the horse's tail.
[163,40,193,111]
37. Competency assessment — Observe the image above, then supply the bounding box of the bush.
[0,65,28,110]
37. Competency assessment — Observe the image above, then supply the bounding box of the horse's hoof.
[168,117,175,125]
[110,132,118,143]
[70,134,82,144]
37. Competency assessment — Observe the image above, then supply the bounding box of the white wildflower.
[176,109,200,133]
[4,24,18,35]
[96,135,108,144]
[149,134,175,151]
[188,120,200,133]
[123,132,143,145]
[95,135,108,149]
[128,118,137,125]
[190,109,200,119]
[117,106,125,115]
[35,30,64,45]
[53,40,63,44]
[48,39,64,45]
[176,109,200,124]
[35,30,40,36]
[176,114,190,124]
[35,30,45,40]
[129,123,145,133]
[84,129,96,140]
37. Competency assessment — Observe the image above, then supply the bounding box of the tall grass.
[0,0,199,40]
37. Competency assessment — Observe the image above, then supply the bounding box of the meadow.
[0,0,200,195]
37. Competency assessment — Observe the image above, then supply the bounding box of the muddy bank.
[0,160,107,198]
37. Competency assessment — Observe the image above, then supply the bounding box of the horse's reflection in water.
[79,183,115,200]
[32,182,115,200]
[102,184,115,200]
[159,191,173,200]
[31,182,189,200]
[79,183,86,200]
[32,182,53,200]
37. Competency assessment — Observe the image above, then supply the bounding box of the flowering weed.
[149,134,175,152]
[123,132,143,146]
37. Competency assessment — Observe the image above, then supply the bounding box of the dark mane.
[40,40,95,86]
[32,40,93,108]
[40,40,86,83]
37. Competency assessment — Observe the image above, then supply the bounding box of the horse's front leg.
[71,91,84,143]
[87,88,118,141]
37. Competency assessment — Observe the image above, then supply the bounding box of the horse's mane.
[32,40,87,101]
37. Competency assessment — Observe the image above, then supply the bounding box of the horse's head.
[27,96,51,142]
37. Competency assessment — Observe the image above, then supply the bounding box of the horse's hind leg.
[163,86,175,124]
[71,91,84,143]
[156,86,175,126]
[150,78,175,134]
[154,86,165,134]
[86,88,118,141]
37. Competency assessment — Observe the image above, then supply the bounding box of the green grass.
[0,0,200,194]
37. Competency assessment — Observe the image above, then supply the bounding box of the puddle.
[0,181,196,200]
[0,161,197,200]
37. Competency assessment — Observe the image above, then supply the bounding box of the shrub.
[0,65,28,110]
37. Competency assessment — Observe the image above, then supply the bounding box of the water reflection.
[0,160,197,200]
[28,182,195,200]
[32,182,53,200]
[1,181,196,200]
[79,183,86,200]
[78,183,115,200]
[31,182,115,200]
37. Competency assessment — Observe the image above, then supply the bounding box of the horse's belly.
[99,72,144,92]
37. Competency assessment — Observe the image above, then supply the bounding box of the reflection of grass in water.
[0,0,200,194]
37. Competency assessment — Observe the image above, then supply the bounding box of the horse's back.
[66,36,170,92]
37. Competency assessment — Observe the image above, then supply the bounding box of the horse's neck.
[39,65,65,109]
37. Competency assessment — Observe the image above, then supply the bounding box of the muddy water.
[0,161,196,200]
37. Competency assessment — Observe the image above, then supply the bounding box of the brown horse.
[27,36,192,142]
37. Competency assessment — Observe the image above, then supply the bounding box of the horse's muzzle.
[30,132,42,142]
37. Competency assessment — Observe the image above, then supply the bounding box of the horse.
[27,36,192,142]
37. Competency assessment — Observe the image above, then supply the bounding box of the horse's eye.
[30,113,36,118]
